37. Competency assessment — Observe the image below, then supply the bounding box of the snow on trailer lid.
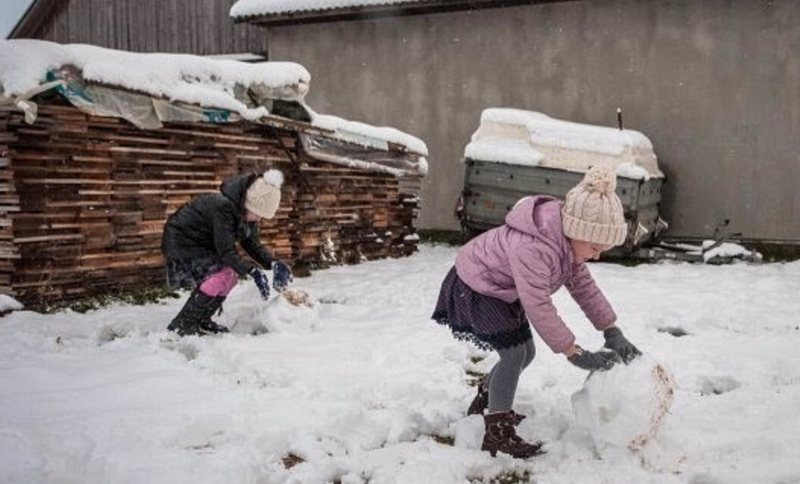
[464,108,664,180]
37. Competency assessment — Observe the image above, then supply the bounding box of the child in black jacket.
[161,169,292,336]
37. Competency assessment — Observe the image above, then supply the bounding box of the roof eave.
[234,0,577,27]
[8,0,69,39]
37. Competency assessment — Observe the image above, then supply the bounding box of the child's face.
[245,210,262,222]
[570,239,613,262]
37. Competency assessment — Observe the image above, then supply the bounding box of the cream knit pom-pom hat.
[561,166,627,246]
[244,169,283,220]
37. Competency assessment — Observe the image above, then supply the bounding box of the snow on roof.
[0,39,310,121]
[465,108,663,179]
[230,0,436,19]
[0,40,428,161]
[310,111,428,156]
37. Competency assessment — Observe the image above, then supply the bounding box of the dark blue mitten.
[250,268,270,300]
[272,260,293,293]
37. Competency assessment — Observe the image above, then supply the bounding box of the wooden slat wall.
[26,0,268,57]
[0,101,420,307]
[0,113,21,294]
[294,161,420,265]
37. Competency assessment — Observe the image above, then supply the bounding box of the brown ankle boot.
[481,411,544,459]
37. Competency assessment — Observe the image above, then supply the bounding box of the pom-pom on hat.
[245,169,284,220]
[562,166,627,246]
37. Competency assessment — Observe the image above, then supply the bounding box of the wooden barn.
[0,40,427,308]
[9,0,268,58]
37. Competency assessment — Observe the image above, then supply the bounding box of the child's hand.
[250,268,270,300]
[567,345,621,371]
[603,326,642,363]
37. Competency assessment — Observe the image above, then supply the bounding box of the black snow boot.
[168,288,229,336]
[468,378,526,425]
[481,411,544,459]
[467,377,490,415]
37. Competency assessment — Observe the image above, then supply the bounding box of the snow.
[310,111,428,156]
[480,108,653,156]
[464,138,544,166]
[230,0,435,19]
[0,294,23,312]
[467,108,663,179]
[572,355,680,470]
[416,157,429,176]
[0,40,427,156]
[2,246,800,483]
[700,240,759,263]
[0,39,310,120]
[615,161,651,180]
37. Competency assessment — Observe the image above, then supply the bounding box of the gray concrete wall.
[268,0,800,242]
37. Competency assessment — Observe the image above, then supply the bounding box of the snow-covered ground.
[2,245,800,484]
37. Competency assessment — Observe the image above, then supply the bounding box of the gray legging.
[487,338,536,412]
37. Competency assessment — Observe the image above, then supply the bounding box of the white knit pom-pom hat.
[561,166,627,246]
[244,169,284,219]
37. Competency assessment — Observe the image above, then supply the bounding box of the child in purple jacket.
[432,166,641,458]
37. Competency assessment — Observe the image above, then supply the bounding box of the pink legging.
[199,267,238,297]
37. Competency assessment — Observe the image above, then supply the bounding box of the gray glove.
[603,327,642,363]
[568,346,621,372]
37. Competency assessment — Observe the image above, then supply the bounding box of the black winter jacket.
[161,174,274,275]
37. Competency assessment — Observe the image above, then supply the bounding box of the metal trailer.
[456,159,666,252]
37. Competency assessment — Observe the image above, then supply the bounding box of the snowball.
[571,355,675,456]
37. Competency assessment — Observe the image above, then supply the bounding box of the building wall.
[268,0,800,242]
[17,0,268,55]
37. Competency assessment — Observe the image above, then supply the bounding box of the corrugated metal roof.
[230,0,443,19]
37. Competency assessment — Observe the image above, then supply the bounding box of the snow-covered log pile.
[0,40,426,307]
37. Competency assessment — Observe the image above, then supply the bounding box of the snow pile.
[0,294,23,313]
[464,138,544,166]
[700,241,760,263]
[615,161,652,181]
[311,112,428,156]
[0,39,310,120]
[571,355,678,463]
[466,108,663,179]
[0,40,428,163]
[3,248,800,483]
[223,283,322,335]
[230,0,437,18]
[480,108,653,156]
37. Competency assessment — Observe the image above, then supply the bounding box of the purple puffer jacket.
[455,195,616,353]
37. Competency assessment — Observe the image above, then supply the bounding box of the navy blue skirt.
[432,267,532,351]
[165,257,226,291]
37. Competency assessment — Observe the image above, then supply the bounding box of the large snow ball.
[224,284,320,334]
[571,355,676,455]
